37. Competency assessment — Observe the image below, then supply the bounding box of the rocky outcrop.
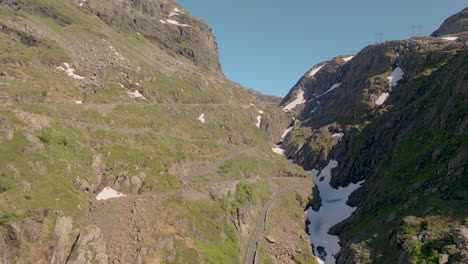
[260,109,293,143]
[85,0,221,72]
[49,217,74,264]
[431,7,468,37]
[245,87,283,106]
[113,171,146,194]
[66,225,109,264]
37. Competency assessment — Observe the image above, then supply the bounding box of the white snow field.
[96,187,126,200]
[127,90,146,100]
[387,67,404,87]
[441,36,458,41]
[255,110,264,128]
[56,63,85,80]
[309,64,326,77]
[169,8,183,17]
[323,83,342,96]
[283,90,306,112]
[307,160,364,264]
[78,0,86,7]
[256,115,262,127]
[166,19,190,27]
[375,92,390,105]
[197,113,205,123]
[342,55,354,62]
[271,126,294,155]
[271,147,285,155]
[376,67,403,105]
[74,101,83,104]
[332,133,344,141]
[161,8,190,27]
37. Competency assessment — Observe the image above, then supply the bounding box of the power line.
[411,25,424,37]
[374,32,383,43]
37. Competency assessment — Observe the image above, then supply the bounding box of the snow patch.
[281,126,293,140]
[342,55,354,62]
[387,67,404,87]
[96,187,126,200]
[256,110,264,128]
[197,113,205,123]
[166,19,190,27]
[160,9,190,27]
[74,101,83,105]
[255,115,262,127]
[307,160,365,264]
[283,90,306,112]
[169,8,183,17]
[308,64,326,77]
[56,63,85,80]
[117,83,124,89]
[127,90,146,100]
[332,133,344,141]
[323,83,341,95]
[271,147,285,155]
[271,126,293,155]
[375,92,390,105]
[78,0,87,7]
[441,36,458,41]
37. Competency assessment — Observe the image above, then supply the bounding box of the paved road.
[180,147,253,183]
[245,179,307,264]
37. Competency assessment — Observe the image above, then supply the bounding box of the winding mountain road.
[245,179,307,264]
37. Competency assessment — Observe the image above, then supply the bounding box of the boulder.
[49,217,74,264]
[450,228,468,244]
[439,254,449,264]
[264,235,277,244]
[66,225,108,264]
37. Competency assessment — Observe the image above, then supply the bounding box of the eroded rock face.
[49,217,74,264]
[66,225,109,264]
[0,224,20,264]
[85,0,221,72]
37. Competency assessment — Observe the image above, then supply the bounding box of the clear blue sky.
[177,0,467,97]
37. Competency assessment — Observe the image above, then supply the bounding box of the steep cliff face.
[85,0,221,72]
[280,8,467,264]
[282,37,465,170]
[0,0,248,104]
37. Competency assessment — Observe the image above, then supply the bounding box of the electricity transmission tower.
[411,25,424,37]
[374,32,383,43]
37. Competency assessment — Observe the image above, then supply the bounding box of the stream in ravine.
[272,127,364,264]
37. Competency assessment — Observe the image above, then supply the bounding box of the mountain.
[431,7,468,37]
[0,1,317,263]
[279,8,467,264]
[0,0,259,104]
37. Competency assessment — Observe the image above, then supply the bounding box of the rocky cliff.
[0,0,253,104]
[280,7,467,264]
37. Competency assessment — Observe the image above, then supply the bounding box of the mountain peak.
[431,7,468,37]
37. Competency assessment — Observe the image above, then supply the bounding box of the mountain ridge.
[279,7,467,264]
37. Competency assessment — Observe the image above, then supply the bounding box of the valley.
[0,1,467,264]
